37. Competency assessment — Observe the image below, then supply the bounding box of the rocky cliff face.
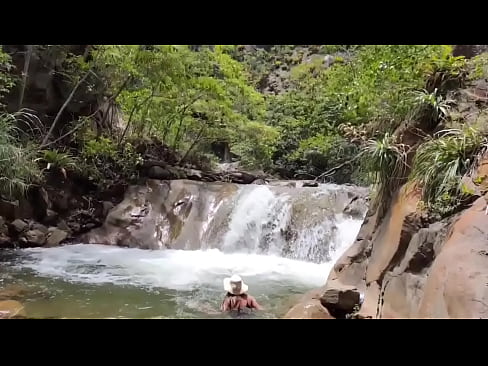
[286,159,488,319]
[319,181,488,319]
[286,45,488,319]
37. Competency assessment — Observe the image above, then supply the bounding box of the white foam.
[17,244,335,291]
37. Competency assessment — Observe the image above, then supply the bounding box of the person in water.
[221,274,262,313]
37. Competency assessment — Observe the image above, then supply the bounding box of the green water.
[0,246,323,319]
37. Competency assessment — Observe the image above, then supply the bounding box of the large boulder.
[46,228,69,247]
[22,229,46,246]
[320,285,361,318]
[82,179,240,250]
[10,219,28,233]
[147,166,172,180]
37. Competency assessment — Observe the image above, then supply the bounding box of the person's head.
[223,274,249,295]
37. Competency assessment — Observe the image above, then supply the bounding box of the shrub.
[0,112,40,199]
[362,133,408,205]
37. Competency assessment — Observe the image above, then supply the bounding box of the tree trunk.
[18,45,33,110]
[180,124,206,163]
[41,69,92,147]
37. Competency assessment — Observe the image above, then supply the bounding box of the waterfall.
[219,184,364,263]
[84,179,369,264]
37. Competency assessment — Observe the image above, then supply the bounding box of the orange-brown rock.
[417,197,488,318]
[322,178,488,318]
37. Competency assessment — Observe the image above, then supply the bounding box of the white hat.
[223,274,249,295]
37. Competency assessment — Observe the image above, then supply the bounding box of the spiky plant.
[39,149,77,170]
[362,132,409,207]
[0,112,41,199]
[413,88,453,124]
[409,127,487,206]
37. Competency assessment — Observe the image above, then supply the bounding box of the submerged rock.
[0,300,26,319]
[0,285,28,301]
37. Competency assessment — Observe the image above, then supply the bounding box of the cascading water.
[0,180,368,318]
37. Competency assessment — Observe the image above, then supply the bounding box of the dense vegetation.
[1,44,488,218]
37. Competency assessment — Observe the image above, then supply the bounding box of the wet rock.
[102,201,114,216]
[148,166,172,180]
[22,229,46,246]
[0,300,26,319]
[320,285,361,318]
[32,223,48,234]
[252,178,267,185]
[46,228,69,247]
[10,219,28,233]
[344,196,368,218]
[0,285,28,301]
[302,181,318,188]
